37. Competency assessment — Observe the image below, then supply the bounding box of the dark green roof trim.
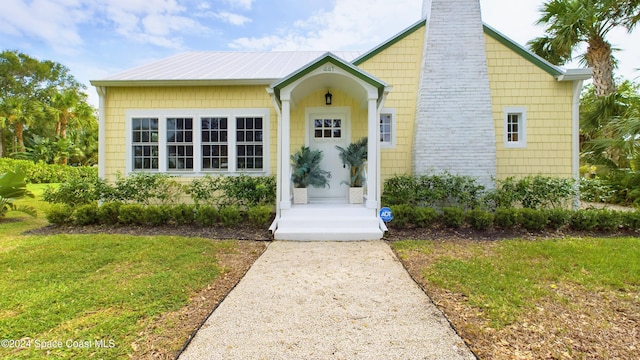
[352,17,575,79]
[353,19,426,66]
[271,52,387,93]
[482,23,564,77]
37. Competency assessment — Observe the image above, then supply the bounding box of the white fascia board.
[89,78,279,87]
[557,69,593,82]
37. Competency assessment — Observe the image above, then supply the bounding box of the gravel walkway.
[178,241,476,359]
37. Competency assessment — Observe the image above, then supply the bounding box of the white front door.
[307,114,349,200]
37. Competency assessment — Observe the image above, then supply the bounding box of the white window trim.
[126,108,270,176]
[503,106,527,148]
[380,108,396,149]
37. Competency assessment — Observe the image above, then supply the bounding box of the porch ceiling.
[288,72,371,107]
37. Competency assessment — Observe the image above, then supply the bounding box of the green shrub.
[171,204,196,225]
[595,209,620,231]
[106,173,184,205]
[517,208,548,231]
[46,204,74,225]
[118,204,146,225]
[145,205,171,226]
[621,211,640,230]
[97,202,122,225]
[569,210,599,231]
[381,175,417,206]
[442,206,465,228]
[73,203,99,226]
[247,205,273,227]
[220,175,276,208]
[43,176,107,207]
[489,176,576,210]
[546,208,571,230]
[188,175,276,208]
[195,206,218,227]
[0,158,97,183]
[187,175,225,207]
[412,207,438,228]
[389,204,413,228]
[467,209,494,230]
[494,207,518,228]
[382,173,486,209]
[219,206,241,227]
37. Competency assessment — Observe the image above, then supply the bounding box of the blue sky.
[2,0,639,106]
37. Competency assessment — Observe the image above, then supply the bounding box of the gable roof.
[271,52,387,92]
[91,19,590,88]
[91,51,362,87]
[353,19,591,81]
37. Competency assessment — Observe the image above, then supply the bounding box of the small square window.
[503,107,527,148]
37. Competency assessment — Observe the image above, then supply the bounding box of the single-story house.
[90,0,591,240]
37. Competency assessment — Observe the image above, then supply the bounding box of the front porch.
[271,199,387,241]
[267,53,391,241]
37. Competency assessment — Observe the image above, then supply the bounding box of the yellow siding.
[357,27,425,183]
[485,35,574,179]
[103,85,277,182]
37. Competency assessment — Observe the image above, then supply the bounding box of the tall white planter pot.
[293,188,308,204]
[349,187,364,204]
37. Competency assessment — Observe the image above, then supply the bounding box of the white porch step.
[273,205,384,241]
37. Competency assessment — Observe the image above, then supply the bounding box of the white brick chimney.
[413,0,496,188]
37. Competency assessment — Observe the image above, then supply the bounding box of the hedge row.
[382,173,577,210]
[0,158,97,184]
[387,205,640,232]
[46,202,274,228]
[44,173,276,208]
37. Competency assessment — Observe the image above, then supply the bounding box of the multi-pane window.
[167,117,193,170]
[380,114,392,143]
[503,107,526,148]
[236,117,264,170]
[132,117,159,170]
[202,117,229,170]
[506,114,520,142]
[314,118,342,139]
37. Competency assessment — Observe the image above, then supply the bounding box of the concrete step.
[274,227,383,241]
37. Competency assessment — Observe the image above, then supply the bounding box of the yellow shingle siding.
[357,25,425,183]
[103,85,277,182]
[485,35,574,179]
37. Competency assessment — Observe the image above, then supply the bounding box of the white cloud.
[0,0,87,53]
[229,0,422,51]
[211,11,252,26]
[221,0,253,11]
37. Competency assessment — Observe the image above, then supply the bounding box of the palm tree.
[47,89,95,164]
[0,97,44,153]
[581,80,640,168]
[529,0,640,96]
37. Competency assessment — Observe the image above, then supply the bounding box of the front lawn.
[0,185,265,359]
[392,238,640,359]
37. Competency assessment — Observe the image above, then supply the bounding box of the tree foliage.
[581,80,640,169]
[0,50,97,165]
[528,0,640,96]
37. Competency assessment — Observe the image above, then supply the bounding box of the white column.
[572,80,584,210]
[96,86,106,179]
[280,97,292,209]
[366,97,378,209]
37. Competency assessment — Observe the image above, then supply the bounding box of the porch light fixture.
[325,91,332,105]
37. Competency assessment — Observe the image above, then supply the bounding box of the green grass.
[392,238,640,328]
[0,184,236,359]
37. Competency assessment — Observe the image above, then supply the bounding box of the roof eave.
[556,69,593,82]
[89,78,278,87]
[271,52,387,92]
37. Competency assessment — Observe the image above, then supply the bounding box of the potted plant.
[336,137,367,203]
[290,146,331,204]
